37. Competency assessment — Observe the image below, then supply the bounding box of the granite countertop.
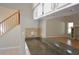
[42,38,79,55]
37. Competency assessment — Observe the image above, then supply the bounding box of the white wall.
[0,3,38,54]
[40,12,79,38]
[39,17,66,38]
[46,19,65,37]
[39,20,47,38]
[0,25,22,54]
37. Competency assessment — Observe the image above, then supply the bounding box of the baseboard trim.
[0,46,20,50]
[47,36,67,38]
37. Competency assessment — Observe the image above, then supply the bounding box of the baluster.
[13,14,16,27]
[2,22,5,34]
[6,19,8,32]
[1,23,3,35]
[4,21,6,33]
[16,13,19,25]
[0,24,1,36]
[10,17,13,29]
[5,20,7,33]
[9,16,12,29]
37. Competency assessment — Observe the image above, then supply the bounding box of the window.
[67,22,74,34]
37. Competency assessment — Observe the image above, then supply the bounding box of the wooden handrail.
[0,11,20,24]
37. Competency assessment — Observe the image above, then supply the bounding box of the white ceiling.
[0,6,17,22]
[0,3,32,22]
[0,3,32,10]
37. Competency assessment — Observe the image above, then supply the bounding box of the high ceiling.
[0,3,32,22]
[0,6,17,22]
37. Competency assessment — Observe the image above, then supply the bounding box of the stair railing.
[0,11,20,36]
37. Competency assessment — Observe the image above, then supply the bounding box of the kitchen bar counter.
[42,38,79,55]
[25,38,79,55]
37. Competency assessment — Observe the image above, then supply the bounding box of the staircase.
[0,11,20,36]
[0,10,21,55]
